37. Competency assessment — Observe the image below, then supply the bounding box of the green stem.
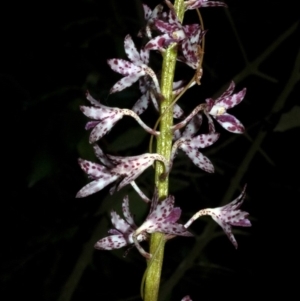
[143,1,185,301]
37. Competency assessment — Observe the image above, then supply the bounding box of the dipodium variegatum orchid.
[76,1,251,300]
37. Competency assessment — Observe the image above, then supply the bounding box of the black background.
[1,0,299,300]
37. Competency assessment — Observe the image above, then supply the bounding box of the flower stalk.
[144,1,186,301]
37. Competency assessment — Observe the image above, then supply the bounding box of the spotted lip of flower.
[209,185,251,248]
[94,195,147,250]
[205,81,246,133]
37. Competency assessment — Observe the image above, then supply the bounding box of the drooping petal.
[78,158,107,178]
[110,73,143,94]
[180,145,215,173]
[188,133,220,149]
[89,114,123,143]
[94,234,129,250]
[132,93,150,115]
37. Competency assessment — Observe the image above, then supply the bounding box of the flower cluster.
[95,189,192,258]
[76,0,250,299]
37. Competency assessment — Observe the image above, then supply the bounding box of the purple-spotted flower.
[108,34,161,94]
[205,81,246,133]
[94,195,147,250]
[81,92,159,143]
[95,190,192,258]
[76,145,169,199]
[145,10,201,53]
[184,0,227,10]
[172,81,246,134]
[184,186,251,248]
[177,28,206,70]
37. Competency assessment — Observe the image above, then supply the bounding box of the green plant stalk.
[143,1,185,301]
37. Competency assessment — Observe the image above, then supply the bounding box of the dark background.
[1,0,299,300]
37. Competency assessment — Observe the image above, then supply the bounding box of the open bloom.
[184,185,251,248]
[94,195,147,250]
[172,81,246,134]
[95,190,192,258]
[81,92,159,143]
[108,34,161,94]
[205,81,246,133]
[76,145,169,199]
[145,10,201,53]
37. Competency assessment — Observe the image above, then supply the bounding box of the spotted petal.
[94,233,129,250]
[124,35,143,65]
[107,58,142,76]
[76,173,119,198]
[215,113,244,133]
